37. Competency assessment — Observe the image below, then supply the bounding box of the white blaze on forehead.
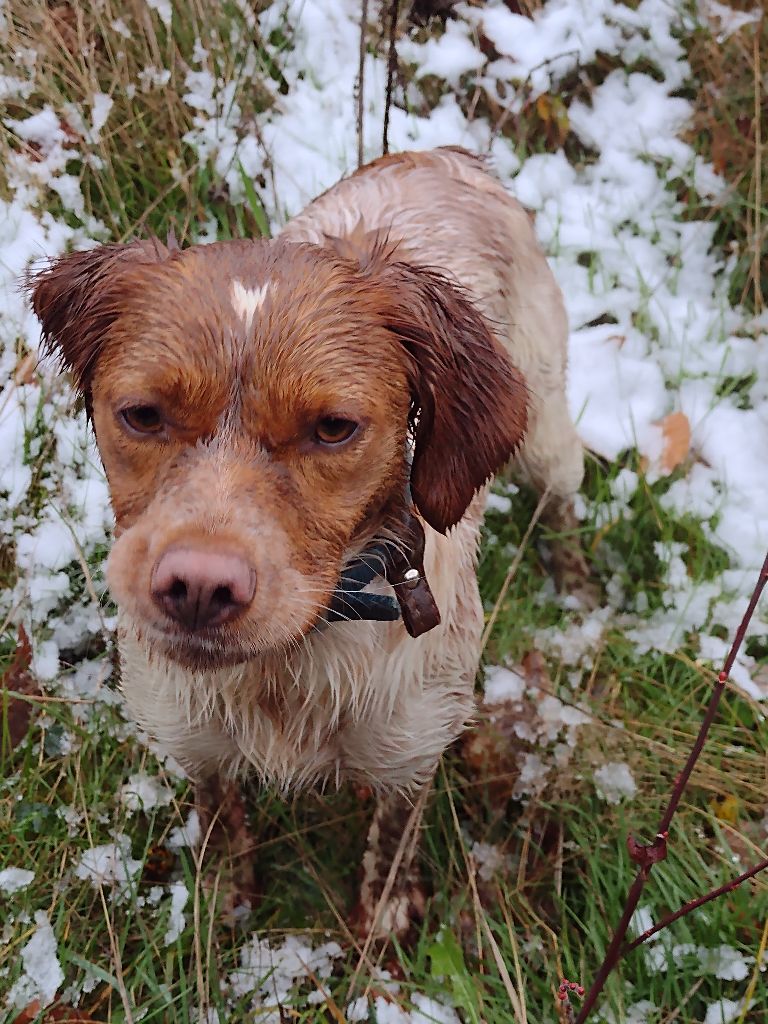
[230,279,269,331]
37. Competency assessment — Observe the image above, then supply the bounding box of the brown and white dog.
[29,147,585,938]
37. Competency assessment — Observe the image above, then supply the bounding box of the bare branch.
[356,0,369,169]
[574,550,768,1023]
[383,0,400,155]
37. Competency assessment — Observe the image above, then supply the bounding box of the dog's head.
[28,235,527,668]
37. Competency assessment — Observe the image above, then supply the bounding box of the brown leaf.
[2,625,41,753]
[13,352,38,386]
[12,1002,95,1023]
[657,411,691,472]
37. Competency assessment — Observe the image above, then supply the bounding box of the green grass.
[2,460,766,1021]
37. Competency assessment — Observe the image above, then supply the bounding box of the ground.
[0,1,767,1022]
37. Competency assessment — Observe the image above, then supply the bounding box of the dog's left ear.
[376,260,529,534]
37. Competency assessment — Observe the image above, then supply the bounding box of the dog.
[28,147,585,939]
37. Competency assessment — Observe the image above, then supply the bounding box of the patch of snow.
[164,881,189,945]
[470,841,510,882]
[6,911,64,1009]
[483,665,526,704]
[703,998,751,1024]
[0,867,35,893]
[146,0,172,28]
[120,772,175,815]
[168,808,202,850]
[74,834,142,895]
[594,762,638,804]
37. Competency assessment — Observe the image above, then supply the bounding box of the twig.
[356,0,369,169]
[625,854,768,952]
[752,24,762,312]
[382,0,400,155]
[574,550,768,1023]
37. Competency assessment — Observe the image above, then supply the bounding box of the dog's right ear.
[26,238,173,397]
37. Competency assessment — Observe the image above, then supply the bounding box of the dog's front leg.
[352,785,430,945]
[194,774,259,921]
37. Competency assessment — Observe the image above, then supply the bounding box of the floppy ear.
[26,238,173,397]
[375,260,529,534]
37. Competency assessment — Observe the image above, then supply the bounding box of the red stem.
[625,854,768,952]
[574,551,768,1024]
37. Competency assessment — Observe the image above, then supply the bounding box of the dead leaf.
[1,625,41,754]
[657,410,691,473]
[14,352,38,386]
[12,1002,95,1023]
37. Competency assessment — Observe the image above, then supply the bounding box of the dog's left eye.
[314,417,358,446]
[121,405,164,435]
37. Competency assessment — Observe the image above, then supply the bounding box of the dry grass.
[686,6,766,312]
[0,0,274,240]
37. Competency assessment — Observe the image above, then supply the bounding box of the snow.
[6,911,64,1009]
[120,772,175,815]
[146,0,172,28]
[470,841,510,882]
[703,998,751,1024]
[74,834,142,895]
[594,762,638,804]
[227,933,343,1018]
[0,867,35,893]
[411,995,460,1024]
[483,665,526,704]
[168,808,202,850]
[163,880,189,945]
[1,0,767,1017]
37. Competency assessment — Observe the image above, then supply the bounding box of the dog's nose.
[151,547,256,631]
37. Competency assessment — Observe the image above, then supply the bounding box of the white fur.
[230,279,269,331]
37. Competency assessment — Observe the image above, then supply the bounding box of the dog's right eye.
[120,405,164,435]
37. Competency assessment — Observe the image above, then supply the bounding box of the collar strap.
[324,544,401,625]
[323,511,442,638]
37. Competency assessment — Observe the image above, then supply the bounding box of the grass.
[1,1,767,1022]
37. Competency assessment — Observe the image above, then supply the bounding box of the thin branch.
[625,854,768,953]
[356,0,369,169]
[574,550,768,1023]
[382,0,400,155]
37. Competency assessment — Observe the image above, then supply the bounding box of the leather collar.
[322,507,441,638]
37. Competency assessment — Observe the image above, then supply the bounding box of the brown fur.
[27,147,586,937]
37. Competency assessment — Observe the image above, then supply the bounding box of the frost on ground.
[1,0,766,1018]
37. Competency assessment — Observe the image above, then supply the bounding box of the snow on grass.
[0,866,35,893]
[227,933,344,1015]
[593,761,638,804]
[5,911,64,1010]
[163,880,189,945]
[119,771,175,815]
[74,834,142,896]
[1,0,766,1019]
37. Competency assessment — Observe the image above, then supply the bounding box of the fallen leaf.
[13,352,38,386]
[657,410,691,472]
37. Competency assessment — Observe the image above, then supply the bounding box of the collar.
[322,508,441,638]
